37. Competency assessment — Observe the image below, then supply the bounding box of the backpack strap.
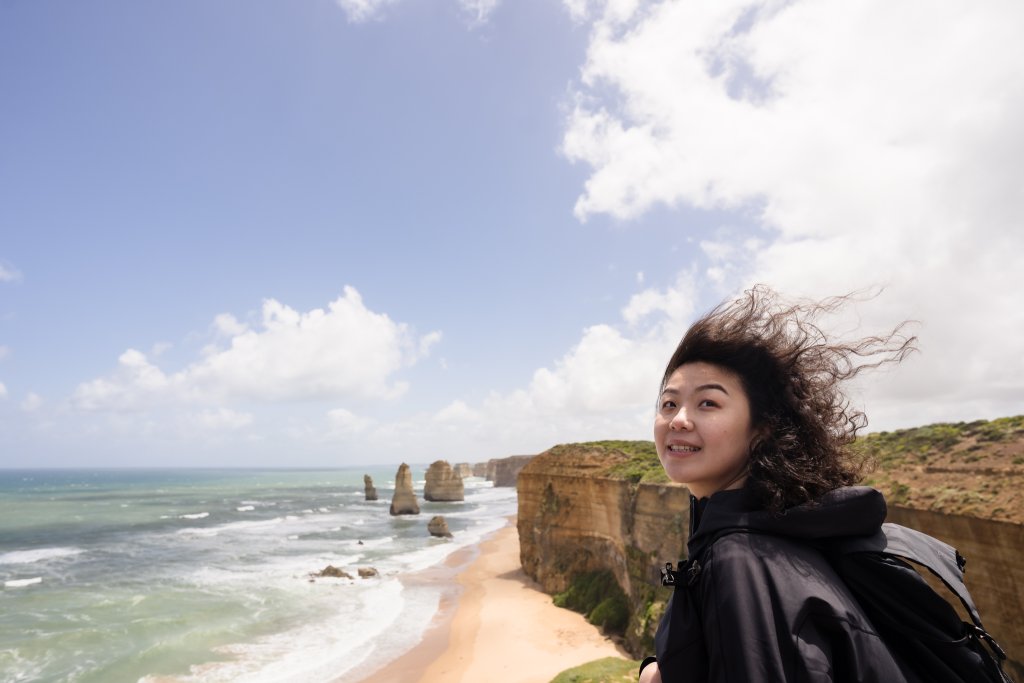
[837,522,1007,663]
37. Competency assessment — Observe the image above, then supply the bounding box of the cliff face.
[487,455,535,487]
[517,444,688,654]
[517,443,1024,676]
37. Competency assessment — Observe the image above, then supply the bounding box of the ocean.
[0,467,518,683]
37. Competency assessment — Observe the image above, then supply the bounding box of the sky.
[1,0,1022,468]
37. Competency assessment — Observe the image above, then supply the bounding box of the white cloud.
[193,408,253,431]
[0,262,21,283]
[326,407,375,436]
[0,345,9,361]
[622,269,697,328]
[458,0,501,25]
[561,0,1024,427]
[0,382,7,399]
[73,287,441,411]
[21,392,42,412]
[335,0,398,23]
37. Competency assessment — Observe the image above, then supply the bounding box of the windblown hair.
[661,285,917,513]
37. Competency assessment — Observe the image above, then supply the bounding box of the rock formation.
[312,565,353,579]
[516,440,1024,678]
[363,474,378,501]
[423,460,464,501]
[472,462,488,477]
[454,462,474,478]
[427,515,453,538]
[487,455,535,487]
[389,463,420,515]
[357,567,379,578]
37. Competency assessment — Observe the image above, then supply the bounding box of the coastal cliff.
[517,442,686,655]
[517,420,1024,677]
[486,455,534,487]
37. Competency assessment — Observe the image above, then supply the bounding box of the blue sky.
[2,0,1023,467]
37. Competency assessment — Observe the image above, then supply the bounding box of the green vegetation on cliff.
[553,570,631,635]
[854,415,1024,466]
[563,416,1024,519]
[549,657,641,683]
[571,440,669,484]
[854,416,1024,520]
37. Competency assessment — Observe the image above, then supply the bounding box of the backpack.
[661,522,1014,683]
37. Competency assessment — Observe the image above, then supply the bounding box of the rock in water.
[364,474,378,501]
[313,565,353,579]
[423,460,465,502]
[428,515,453,538]
[389,463,420,515]
[357,567,379,578]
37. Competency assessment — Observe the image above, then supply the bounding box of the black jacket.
[653,486,911,682]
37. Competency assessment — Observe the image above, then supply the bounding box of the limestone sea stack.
[428,515,453,538]
[389,463,420,515]
[363,474,378,501]
[423,460,464,502]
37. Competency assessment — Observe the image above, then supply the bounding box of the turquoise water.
[0,468,516,682]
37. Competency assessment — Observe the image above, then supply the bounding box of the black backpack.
[662,523,1014,683]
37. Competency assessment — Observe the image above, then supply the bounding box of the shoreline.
[347,516,630,683]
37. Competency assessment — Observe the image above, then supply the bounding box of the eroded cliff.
[517,431,1024,677]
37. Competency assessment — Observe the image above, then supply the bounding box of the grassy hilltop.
[568,415,1024,523]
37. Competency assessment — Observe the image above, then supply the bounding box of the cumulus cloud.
[561,0,1024,427]
[0,382,7,399]
[21,392,42,412]
[73,287,441,411]
[368,283,700,457]
[326,407,375,436]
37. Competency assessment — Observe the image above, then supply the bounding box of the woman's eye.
[661,400,676,410]
[699,399,718,408]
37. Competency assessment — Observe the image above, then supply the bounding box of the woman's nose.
[669,410,692,430]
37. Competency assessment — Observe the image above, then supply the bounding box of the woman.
[639,286,917,683]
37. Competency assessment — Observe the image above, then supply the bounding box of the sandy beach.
[349,519,630,683]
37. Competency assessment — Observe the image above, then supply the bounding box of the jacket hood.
[687,485,887,558]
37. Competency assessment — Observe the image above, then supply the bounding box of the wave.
[179,512,210,520]
[236,506,255,512]
[0,547,84,565]
[5,577,43,588]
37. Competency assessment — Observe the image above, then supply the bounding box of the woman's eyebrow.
[695,383,729,394]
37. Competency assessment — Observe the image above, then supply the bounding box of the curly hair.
[660,285,917,512]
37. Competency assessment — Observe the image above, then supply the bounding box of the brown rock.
[427,515,453,538]
[488,455,535,487]
[313,565,353,579]
[357,567,379,578]
[389,463,420,515]
[454,462,474,478]
[363,474,378,501]
[423,460,464,502]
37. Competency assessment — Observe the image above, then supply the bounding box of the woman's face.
[654,362,758,499]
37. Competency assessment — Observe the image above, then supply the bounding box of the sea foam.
[0,547,84,565]
[4,577,43,588]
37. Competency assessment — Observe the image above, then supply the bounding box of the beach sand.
[349,519,630,683]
